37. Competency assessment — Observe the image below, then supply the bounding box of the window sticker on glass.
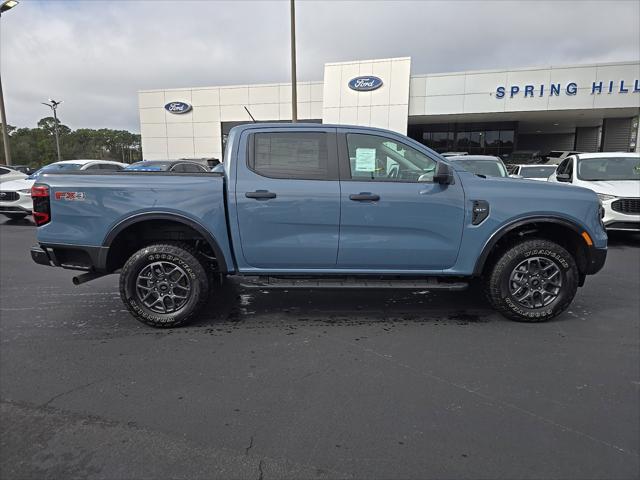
[355,148,376,172]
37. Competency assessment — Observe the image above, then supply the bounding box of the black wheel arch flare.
[473,216,596,277]
[102,212,229,273]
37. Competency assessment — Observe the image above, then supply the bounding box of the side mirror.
[432,162,454,185]
[556,173,571,182]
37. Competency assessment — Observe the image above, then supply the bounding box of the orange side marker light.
[581,231,593,246]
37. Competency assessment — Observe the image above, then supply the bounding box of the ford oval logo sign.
[164,101,192,114]
[348,76,383,92]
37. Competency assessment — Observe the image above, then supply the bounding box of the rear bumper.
[31,244,108,272]
[30,246,52,266]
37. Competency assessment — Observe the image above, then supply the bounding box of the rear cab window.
[249,132,337,180]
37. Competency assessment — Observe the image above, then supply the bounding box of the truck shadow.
[190,279,497,330]
[0,217,34,226]
[607,231,640,247]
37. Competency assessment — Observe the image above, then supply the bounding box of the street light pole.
[0,74,11,166]
[0,0,20,166]
[290,0,297,123]
[42,99,63,162]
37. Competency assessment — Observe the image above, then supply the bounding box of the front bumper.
[602,199,640,231]
[585,247,607,275]
[0,191,32,215]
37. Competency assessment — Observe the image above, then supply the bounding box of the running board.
[239,276,468,291]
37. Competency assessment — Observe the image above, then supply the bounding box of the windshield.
[577,157,640,181]
[456,159,507,177]
[520,166,557,178]
[28,163,84,179]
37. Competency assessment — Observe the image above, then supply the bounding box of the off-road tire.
[485,239,579,322]
[120,242,210,328]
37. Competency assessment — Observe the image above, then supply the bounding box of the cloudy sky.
[1,0,639,132]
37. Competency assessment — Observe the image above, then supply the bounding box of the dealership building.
[138,58,640,161]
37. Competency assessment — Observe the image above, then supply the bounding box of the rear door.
[235,127,340,269]
[337,130,465,270]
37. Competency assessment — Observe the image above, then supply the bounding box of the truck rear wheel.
[119,242,210,328]
[484,239,579,322]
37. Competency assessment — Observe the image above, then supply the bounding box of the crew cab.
[30,124,607,327]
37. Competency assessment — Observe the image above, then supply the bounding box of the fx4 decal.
[54,191,86,201]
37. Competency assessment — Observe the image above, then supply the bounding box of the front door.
[337,131,465,271]
[235,128,340,270]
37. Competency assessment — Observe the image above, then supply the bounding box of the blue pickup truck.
[30,124,607,327]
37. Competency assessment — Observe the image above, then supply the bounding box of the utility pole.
[290,0,297,123]
[0,76,11,165]
[0,0,20,166]
[42,99,63,162]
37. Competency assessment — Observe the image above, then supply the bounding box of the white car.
[548,152,640,231]
[0,159,127,220]
[510,164,558,181]
[0,166,27,184]
[545,150,582,165]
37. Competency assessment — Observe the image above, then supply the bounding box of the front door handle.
[349,193,380,202]
[246,190,277,200]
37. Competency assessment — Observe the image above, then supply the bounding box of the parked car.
[447,155,510,178]
[125,160,210,173]
[545,150,582,165]
[180,157,221,168]
[548,152,639,231]
[31,123,606,327]
[509,150,545,165]
[0,159,127,220]
[0,166,27,184]
[11,165,36,175]
[510,164,558,181]
[441,152,468,157]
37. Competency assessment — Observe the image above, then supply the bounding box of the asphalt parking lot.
[0,217,638,480]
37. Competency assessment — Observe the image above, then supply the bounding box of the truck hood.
[581,180,640,197]
[463,172,598,201]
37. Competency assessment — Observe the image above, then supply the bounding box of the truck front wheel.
[484,239,579,322]
[120,242,210,328]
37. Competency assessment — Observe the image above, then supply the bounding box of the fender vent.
[472,200,490,225]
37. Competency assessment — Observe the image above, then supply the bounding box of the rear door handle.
[245,190,277,200]
[349,193,380,201]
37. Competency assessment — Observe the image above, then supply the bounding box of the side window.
[171,164,186,173]
[566,158,574,178]
[99,164,123,171]
[346,134,437,182]
[250,132,330,180]
[84,164,102,170]
[182,163,207,173]
[0,167,9,175]
[556,158,569,175]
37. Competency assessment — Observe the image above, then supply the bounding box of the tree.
[0,118,142,166]
[37,116,71,136]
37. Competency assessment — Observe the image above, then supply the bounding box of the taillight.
[31,184,51,226]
